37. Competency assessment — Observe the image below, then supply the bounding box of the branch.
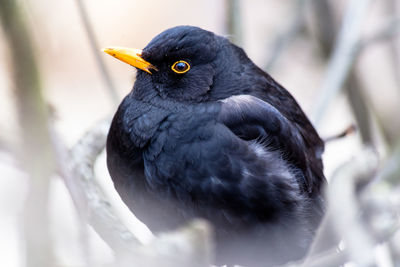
[345,71,373,144]
[264,0,307,71]
[284,249,346,267]
[225,0,242,46]
[281,147,382,267]
[0,0,55,266]
[310,0,336,58]
[328,148,379,266]
[323,124,356,143]
[127,219,213,267]
[388,6,400,91]
[358,17,400,51]
[63,120,213,266]
[356,17,400,146]
[375,141,400,186]
[74,0,119,106]
[281,214,345,267]
[309,1,385,145]
[68,119,140,252]
[303,211,340,258]
[311,0,373,126]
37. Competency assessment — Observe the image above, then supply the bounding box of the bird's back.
[229,43,326,197]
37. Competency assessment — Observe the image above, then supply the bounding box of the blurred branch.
[68,119,140,252]
[303,211,340,258]
[356,17,400,145]
[358,17,400,50]
[376,141,400,185]
[386,0,400,90]
[0,0,55,266]
[323,124,357,143]
[311,0,373,126]
[285,249,346,267]
[310,0,336,57]
[310,1,400,144]
[74,0,119,106]
[265,0,307,71]
[308,0,374,144]
[64,120,213,266]
[128,219,213,267]
[225,0,242,46]
[329,148,378,266]
[0,137,15,155]
[345,71,373,144]
[285,211,344,267]
[283,148,382,267]
[50,123,91,267]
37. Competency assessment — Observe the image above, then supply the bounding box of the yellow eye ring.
[171,60,191,74]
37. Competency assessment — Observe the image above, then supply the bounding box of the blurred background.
[0,0,399,266]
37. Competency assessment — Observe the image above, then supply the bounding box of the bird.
[103,25,326,267]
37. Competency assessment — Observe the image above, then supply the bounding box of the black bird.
[104,26,326,267]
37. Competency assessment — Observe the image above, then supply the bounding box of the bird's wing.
[218,94,316,193]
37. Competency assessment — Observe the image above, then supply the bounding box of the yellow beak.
[102,47,157,74]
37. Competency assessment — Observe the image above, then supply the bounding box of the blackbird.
[104,26,326,267]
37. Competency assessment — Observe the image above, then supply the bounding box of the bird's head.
[103,26,258,102]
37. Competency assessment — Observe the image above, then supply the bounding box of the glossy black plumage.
[106,26,326,266]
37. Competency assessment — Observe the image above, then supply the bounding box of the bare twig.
[376,141,400,185]
[50,123,91,267]
[345,71,373,144]
[356,17,400,146]
[323,124,356,143]
[291,249,346,267]
[128,219,213,267]
[309,0,375,144]
[283,144,400,267]
[68,119,140,253]
[386,0,400,90]
[311,0,373,126]
[74,0,119,106]
[225,0,242,46]
[0,0,55,266]
[282,211,344,267]
[358,17,400,51]
[265,0,307,71]
[0,138,16,156]
[303,211,340,258]
[66,120,214,266]
[329,148,379,266]
[310,0,336,58]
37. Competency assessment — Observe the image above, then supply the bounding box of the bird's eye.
[171,60,190,74]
